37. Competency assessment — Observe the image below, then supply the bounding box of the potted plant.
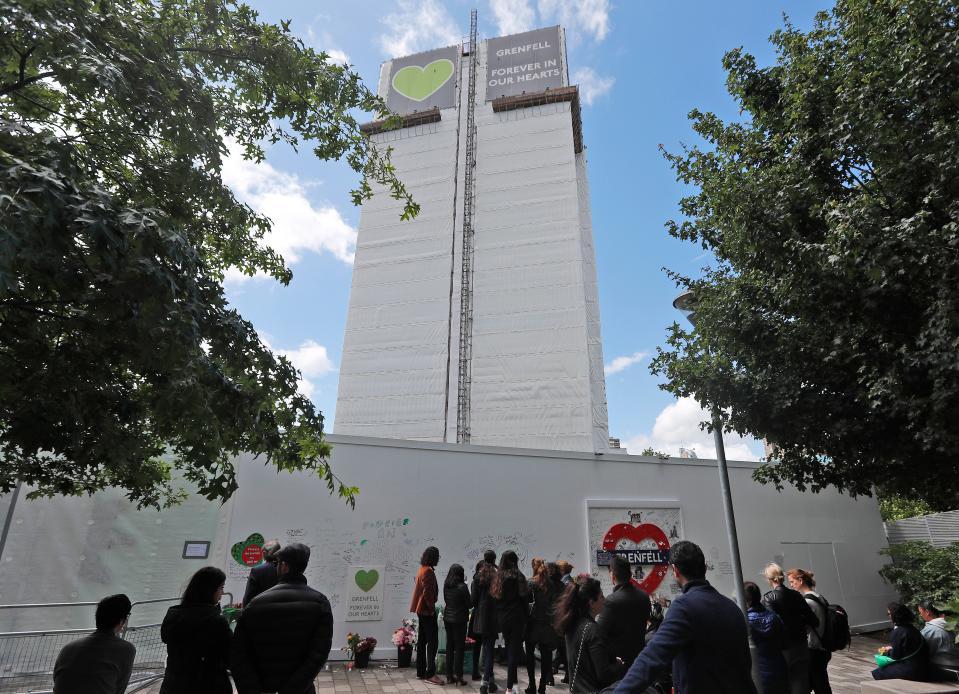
[392,618,417,667]
[354,636,377,668]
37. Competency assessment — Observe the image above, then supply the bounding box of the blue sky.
[224,0,828,460]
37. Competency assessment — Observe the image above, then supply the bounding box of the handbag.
[569,621,591,694]
[874,642,923,668]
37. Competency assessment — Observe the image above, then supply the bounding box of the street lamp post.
[673,289,762,693]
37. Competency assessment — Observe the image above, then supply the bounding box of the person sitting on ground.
[744,581,787,694]
[444,563,472,686]
[159,566,232,694]
[53,593,135,694]
[554,575,625,694]
[613,541,757,694]
[231,543,333,694]
[241,539,281,606]
[919,599,959,681]
[597,554,651,669]
[872,601,929,682]
[762,562,817,694]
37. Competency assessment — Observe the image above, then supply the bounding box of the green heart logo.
[231,532,265,567]
[392,59,454,101]
[355,569,379,592]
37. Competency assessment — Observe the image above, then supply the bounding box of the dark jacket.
[242,560,278,606]
[565,617,626,694]
[53,630,135,694]
[231,575,333,694]
[494,572,530,632]
[444,582,471,625]
[747,606,787,694]
[471,570,498,637]
[159,603,232,694]
[762,584,818,646]
[527,581,559,647]
[614,579,757,694]
[873,623,929,681]
[597,582,651,668]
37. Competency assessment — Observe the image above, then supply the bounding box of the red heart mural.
[602,523,671,594]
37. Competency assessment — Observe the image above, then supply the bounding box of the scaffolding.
[455,9,479,444]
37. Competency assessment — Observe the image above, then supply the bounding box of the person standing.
[597,554,651,669]
[472,558,500,694]
[613,541,756,694]
[787,568,833,694]
[919,599,959,680]
[231,543,333,694]
[872,602,929,681]
[53,594,135,694]
[241,539,281,606]
[553,575,625,694]
[411,546,444,685]
[443,563,471,686]
[557,561,574,586]
[525,558,559,694]
[160,566,232,694]
[744,581,787,694]
[762,563,817,694]
[491,550,530,694]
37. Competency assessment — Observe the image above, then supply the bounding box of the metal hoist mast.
[456,9,479,444]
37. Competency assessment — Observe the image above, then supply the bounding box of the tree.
[650,0,959,508]
[1,0,417,508]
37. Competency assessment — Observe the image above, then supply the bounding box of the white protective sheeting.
[336,36,610,452]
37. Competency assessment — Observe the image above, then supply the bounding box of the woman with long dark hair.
[443,563,471,685]
[524,558,558,694]
[472,558,499,694]
[872,602,929,682]
[553,575,624,694]
[490,550,530,694]
[410,546,443,684]
[159,566,232,694]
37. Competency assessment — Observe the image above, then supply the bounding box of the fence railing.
[0,593,232,694]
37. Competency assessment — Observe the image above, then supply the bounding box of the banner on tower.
[486,26,565,100]
[387,45,459,115]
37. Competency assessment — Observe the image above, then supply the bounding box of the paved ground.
[134,634,886,694]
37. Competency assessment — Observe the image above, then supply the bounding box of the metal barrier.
[0,593,233,694]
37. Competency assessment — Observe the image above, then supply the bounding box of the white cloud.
[326,48,350,65]
[622,397,763,461]
[380,0,462,58]
[489,0,536,36]
[604,350,648,376]
[572,66,614,105]
[537,0,610,42]
[221,141,357,282]
[260,336,336,401]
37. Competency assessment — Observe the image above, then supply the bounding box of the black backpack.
[808,593,851,652]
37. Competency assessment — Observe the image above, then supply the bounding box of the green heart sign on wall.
[392,59,454,101]
[231,532,265,567]
[354,569,380,592]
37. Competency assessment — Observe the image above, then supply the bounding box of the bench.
[860,681,959,693]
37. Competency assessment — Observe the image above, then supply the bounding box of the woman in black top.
[872,602,929,681]
[524,558,558,694]
[160,566,232,694]
[472,558,500,694]
[553,575,625,694]
[443,564,472,685]
[490,550,530,694]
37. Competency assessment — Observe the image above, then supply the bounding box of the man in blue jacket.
[613,540,756,694]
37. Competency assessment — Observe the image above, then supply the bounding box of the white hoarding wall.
[221,435,895,655]
[0,479,227,631]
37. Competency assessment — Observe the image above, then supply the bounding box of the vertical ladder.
[456,9,479,444]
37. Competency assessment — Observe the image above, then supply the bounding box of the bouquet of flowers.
[392,618,417,648]
[355,636,377,655]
